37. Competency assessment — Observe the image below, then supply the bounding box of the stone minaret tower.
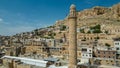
[68,4,77,68]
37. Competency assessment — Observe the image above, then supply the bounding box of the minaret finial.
[70,4,76,9]
[69,4,76,18]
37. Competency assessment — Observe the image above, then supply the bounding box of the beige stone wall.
[100,59,115,65]
[101,24,120,34]
[95,50,116,59]
[98,39,114,47]
[25,46,40,53]
[16,64,31,68]
[77,33,107,40]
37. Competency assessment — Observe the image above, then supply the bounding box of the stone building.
[94,47,116,65]
[114,38,120,59]
[95,47,116,59]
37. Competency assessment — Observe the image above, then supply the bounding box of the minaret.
[68,4,77,68]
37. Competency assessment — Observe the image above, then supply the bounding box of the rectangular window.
[117,48,119,50]
[115,43,119,45]
[113,52,115,54]
[104,52,105,54]
[98,51,100,54]
[82,48,87,51]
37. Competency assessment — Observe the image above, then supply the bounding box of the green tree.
[80,29,85,33]
[95,24,101,29]
[60,25,66,31]
[105,43,111,47]
[105,31,108,34]
[93,29,102,33]
[87,30,91,33]
[90,24,102,33]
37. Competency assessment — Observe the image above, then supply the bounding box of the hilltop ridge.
[2,3,120,38]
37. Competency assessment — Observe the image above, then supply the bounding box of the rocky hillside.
[10,3,120,39]
[58,3,120,26]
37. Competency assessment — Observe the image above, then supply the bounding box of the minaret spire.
[68,4,77,68]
